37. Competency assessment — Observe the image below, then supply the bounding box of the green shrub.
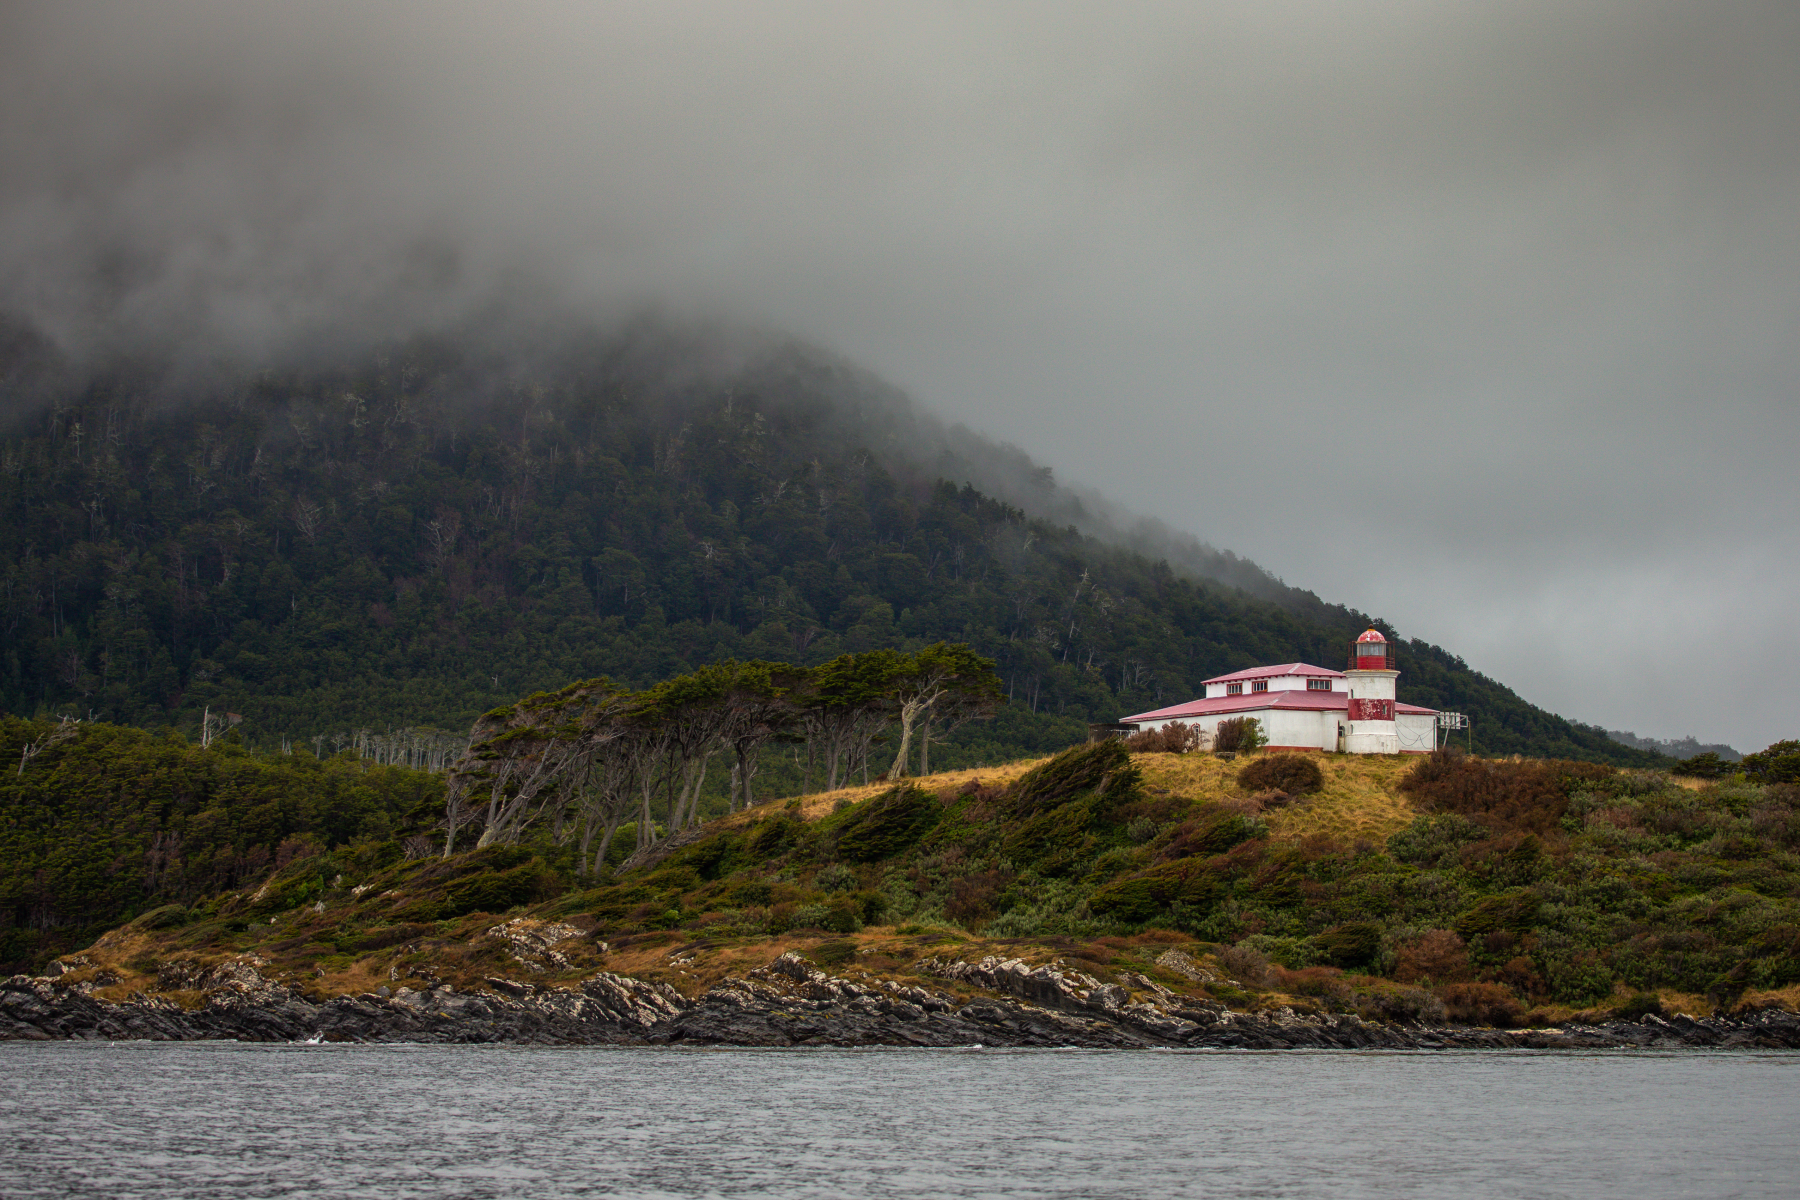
[129,904,189,931]
[1313,921,1382,967]
[814,863,859,893]
[1238,754,1325,797]
[1674,752,1731,779]
[835,785,940,862]
[443,864,547,916]
[729,880,774,906]
[1386,812,1486,866]
[1157,812,1268,861]
[812,940,858,967]
[1743,741,1800,785]
[1239,934,1317,970]
[475,845,536,872]
[1089,857,1223,923]
[1001,800,1101,875]
[1087,876,1163,923]
[851,889,890,926]
[789,900,863,934]
[1010,740,1139,816]
[251,875,322,915]
[750,814,805,858]
[1453,890,1541,940]
[1214,717,1267,756]
[1125,816,1159,844]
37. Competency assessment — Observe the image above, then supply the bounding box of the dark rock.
[6,956,1800,1050]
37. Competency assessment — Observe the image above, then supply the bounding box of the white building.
[1118,629,1438,754]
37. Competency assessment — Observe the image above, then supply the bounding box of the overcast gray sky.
[3,1,1796,750]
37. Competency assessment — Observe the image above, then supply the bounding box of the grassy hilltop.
[40,739,1800,1028]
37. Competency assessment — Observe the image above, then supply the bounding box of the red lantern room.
[1349,629,1393,672]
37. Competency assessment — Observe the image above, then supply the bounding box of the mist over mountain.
[0,306,1659,766]
[4,3,1793,753]
[1605,731,1742,764]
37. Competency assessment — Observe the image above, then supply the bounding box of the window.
[1308,678,1332,691]
[1251,680,1269,693]
[1226,682,1243,695]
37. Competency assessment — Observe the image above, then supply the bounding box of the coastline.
[9,950,1799,1051]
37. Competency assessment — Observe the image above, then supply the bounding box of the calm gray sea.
[1,1044,1794,1199]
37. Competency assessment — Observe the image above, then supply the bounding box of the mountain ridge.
[0,310,1661,767]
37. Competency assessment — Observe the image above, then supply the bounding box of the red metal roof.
[1356,629,1387,643]
[1200,662,1344,685]
[1123,689,1436,724]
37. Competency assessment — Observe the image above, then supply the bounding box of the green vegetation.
[37,732,1800,1027]
[0,323,1662,769]
[0,712,444,971]
[1213,716,1268,755]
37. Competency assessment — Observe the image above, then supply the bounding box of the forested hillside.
[0,315,1659,767]
[0,712,444,971]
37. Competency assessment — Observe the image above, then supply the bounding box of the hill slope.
[23,741,1800,1032]
[0,315,1660,767]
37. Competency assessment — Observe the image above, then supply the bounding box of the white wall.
[1157,708,1333,751]
[1204,674,1345,699]
[1343,669,1398,703]
[1396,712,1437,754]
[1261,707,1334,750]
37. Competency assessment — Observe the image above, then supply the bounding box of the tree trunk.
[638,776,656,849]
[737,745,756,809]
[592,812,624,878]
[886,697,925,780]
[676,754,710,830]
[577,808,598,876]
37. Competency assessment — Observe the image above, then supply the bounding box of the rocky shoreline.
[6,952,1799,1050]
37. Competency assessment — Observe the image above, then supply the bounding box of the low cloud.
[2,1,1795,747]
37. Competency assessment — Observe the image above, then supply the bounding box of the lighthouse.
[1342,629,1401,754]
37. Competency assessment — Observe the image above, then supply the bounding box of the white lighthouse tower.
[1342,629,1401,754]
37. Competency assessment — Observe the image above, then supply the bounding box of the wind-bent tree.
[574,728,645,876]
[440,644,996,863]
[717,660,806,810]
[885,643,1002,780]
[443,678,629,854]
[629,664,739,840]
[799,650,903,792]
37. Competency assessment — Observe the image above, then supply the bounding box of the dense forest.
[0,712,445,970]
[0,315,1662,770]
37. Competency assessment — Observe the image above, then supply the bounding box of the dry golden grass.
[754,757,1056,824]
[757,747,1425,847]
[1133,749,1421,845]
[1266,754,1422,845]
[1739,983,1800,1014]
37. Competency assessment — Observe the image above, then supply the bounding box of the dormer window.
[1251,680,1268,693]
[1227,682,1243,695]
[1307,678,1332,691]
